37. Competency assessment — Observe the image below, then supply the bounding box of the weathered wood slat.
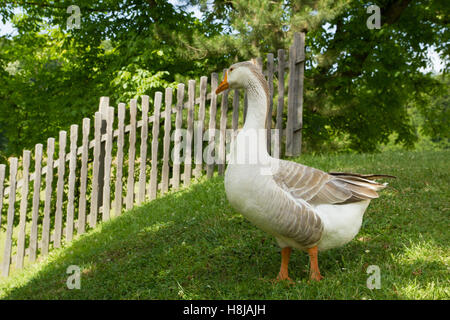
[97,97,109,212]
[2,157,18,277]
[0,164,5,228]
[286,33,305,156]
[102,107,114,221]
[41,138,55,256]
[138,96,149,205]
[294,32,305,156]
[184,80,195,186]
[172,84,185,190]
[218,70,229,176]
[78,118,90,233]
[54,131,67,248]
[266,53,274,156]
[206,73,218,178]
[16,151,31,269]
[126,100,137,210]
[275,49,285,159]
[286,42,296,156]
[194,76,207,179]
[29,144,43,261]
[90,113,102,228]
[66,125,78,241]
[114,104,125,216]
[161,88,173,194]
[149,92,162,200]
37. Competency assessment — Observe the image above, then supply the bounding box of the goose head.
[216,61,269,97]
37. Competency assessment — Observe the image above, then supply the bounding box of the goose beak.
[215,72,229,94]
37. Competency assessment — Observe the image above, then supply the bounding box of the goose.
[215,61,394,282]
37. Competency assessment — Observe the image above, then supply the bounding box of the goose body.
[216,61,392,281]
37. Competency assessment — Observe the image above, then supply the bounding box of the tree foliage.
[0,0,448,161]
[0,0,227,161]
[185,0,449,152]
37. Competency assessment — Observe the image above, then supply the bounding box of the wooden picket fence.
[0,32,306,277]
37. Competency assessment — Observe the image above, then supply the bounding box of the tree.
[179,0,449,152]
[0,0,225,160]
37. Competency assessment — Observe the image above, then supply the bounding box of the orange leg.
[277,247,293,282]
[307,246,323,281]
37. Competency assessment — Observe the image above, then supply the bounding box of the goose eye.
[229,67,234,72]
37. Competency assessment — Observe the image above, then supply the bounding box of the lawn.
[0,150,448,299]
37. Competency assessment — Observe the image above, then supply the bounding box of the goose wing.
[272,159,391,206]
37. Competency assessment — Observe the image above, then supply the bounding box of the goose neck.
[242,82,269,131]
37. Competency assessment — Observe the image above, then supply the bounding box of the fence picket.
[0,164,5,228]
[78,118,90,233]
[286,43,295,156]
[218,70,229,175]
[206,73,218,178]
[275,49,285,159]
[2,157,18,277]
[29,144,43,261]
[294,32,305,156]
[161,88,173,194]
[16,151,30,269]
[266,53,274,155]
[172,84,185,190]
[54,131,67,247]
[114,104,125,216]
[184,80,195,186]
[97,97,109,212]
[66,125,78,241]
[126,100,137,210]
[90,113,102,228]
[138,96,149,205]
[194,76,207,179]
[286,33,305,156]
[149,92,162,200]
[102,107,114,221]
[42,138,55,256]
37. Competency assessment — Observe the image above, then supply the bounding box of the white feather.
[314,200,370,251]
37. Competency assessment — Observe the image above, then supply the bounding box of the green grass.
[0,150,449,299]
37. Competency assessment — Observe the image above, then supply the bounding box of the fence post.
[0,164,5,228]
[275,48,286,159]
[16,150,31,269]
[2,157,18,277]
[29,144,43,259]
[97,96,109,211]
[286,32,305,157]
[54,132,66,248]
[266,53,274,155]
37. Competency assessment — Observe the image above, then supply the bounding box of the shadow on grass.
[1,176,287,299]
